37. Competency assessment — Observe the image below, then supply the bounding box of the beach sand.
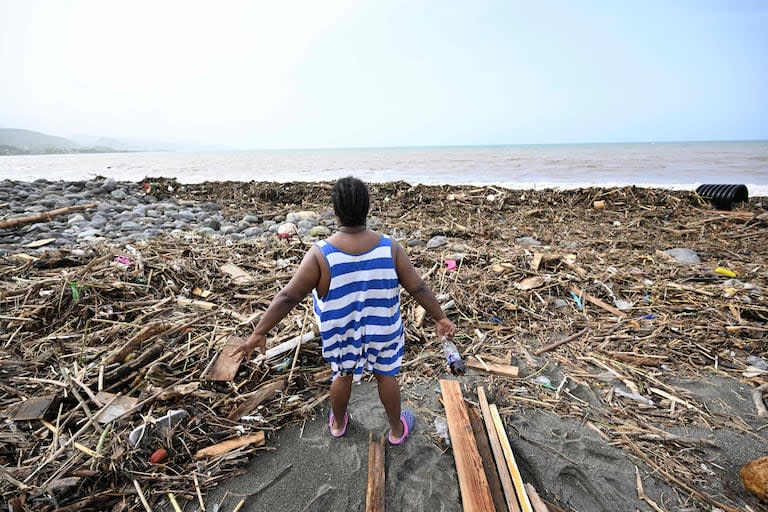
[202,369,765,512]
[1,179,767,511]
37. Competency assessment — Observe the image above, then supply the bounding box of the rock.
[407,239,426,248]
[740,456,768,502]
[242,214,260,224]
[516,236,542,246]
[99,178,117,193]
[173,211,197,222]
[277,223,298,235]
[202,218,221,231]
[310,226,331,237]
[426,236,448,249]
[242,227,264,238]
[220,224,239,235]
[297,220,315,230]
[287,211,319,223]
[110,189,127,200]
[77,228,101,239]
[120,221,142,232]
[663,248,700,264]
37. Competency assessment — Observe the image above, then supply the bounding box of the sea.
[1,140,767,196]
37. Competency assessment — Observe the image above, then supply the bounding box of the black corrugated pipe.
[695,184,749,210]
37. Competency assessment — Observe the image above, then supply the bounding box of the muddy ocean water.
[1,140,766,195]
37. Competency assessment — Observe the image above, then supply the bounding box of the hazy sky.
[1,0,766,149]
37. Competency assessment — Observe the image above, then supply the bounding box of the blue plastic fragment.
[570,291,583,310]
[642,314,657,320]
[491,316,502,324]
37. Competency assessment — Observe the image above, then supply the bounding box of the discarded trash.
[150,448,168,464]
[714,267,738,277]
[434,416,450,446]
[695,184,748,210]
[442,337,466,376]
[570,291,583,310]
[444,259,458,271]
[613,387,654,406]
[642,314,657,320]
[129,409,189,447]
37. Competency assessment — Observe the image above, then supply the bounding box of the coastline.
[1,178,767,511]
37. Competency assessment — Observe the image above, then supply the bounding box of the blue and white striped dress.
[312,234,404,382]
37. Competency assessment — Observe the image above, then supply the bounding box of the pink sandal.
[328,411,350,438]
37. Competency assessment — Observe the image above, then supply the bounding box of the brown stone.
[740,455,768,502]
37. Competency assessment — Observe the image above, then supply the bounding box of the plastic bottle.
[442,337,465,376]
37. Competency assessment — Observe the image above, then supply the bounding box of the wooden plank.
[439,379,495,512]
[490,404,533,512]
[365,433,386,512]
[469,406,509,512]
[466,358,519,378]
[478,386,521,512]
[194,431,265,459]
[202,336,245,381]
[568,286,627,318]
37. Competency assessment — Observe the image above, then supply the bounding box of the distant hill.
[0,128,125,155]
[1,128,230,155]
[0,128,79,152]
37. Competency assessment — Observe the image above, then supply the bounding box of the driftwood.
[365,433,386,512]
[0,202,98,229]
[193,432,266,459]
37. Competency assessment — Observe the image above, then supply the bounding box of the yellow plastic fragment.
[714,267,738,277]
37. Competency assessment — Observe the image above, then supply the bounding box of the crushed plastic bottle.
[442,337,465,376]
[434,416,450,446]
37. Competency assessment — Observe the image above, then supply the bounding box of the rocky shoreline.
[0,178,342,254]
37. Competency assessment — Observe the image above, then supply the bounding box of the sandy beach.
[1,178,767,511]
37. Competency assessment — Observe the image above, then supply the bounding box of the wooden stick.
[490,404,533,512]
[524,483,549,512]
[439,379,496,512]
[133,479,153,512]
[106,322,169,364]
[478,387,521,512]
[533,327,590,356]
[569,286,627,318]
[752,383,768,418]
[194,432,265,459]
[365,433,386,512]
[0,202,98,229]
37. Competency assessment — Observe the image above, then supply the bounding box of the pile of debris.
[1,180,766,510]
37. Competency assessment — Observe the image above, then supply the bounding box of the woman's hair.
[331,176,369,227]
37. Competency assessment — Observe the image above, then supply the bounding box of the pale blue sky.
[1,0,766,149]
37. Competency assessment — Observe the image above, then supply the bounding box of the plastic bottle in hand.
[442,337,465,376]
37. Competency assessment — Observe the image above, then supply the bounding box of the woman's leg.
[374,374,403,438]
[330,374,353,433]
